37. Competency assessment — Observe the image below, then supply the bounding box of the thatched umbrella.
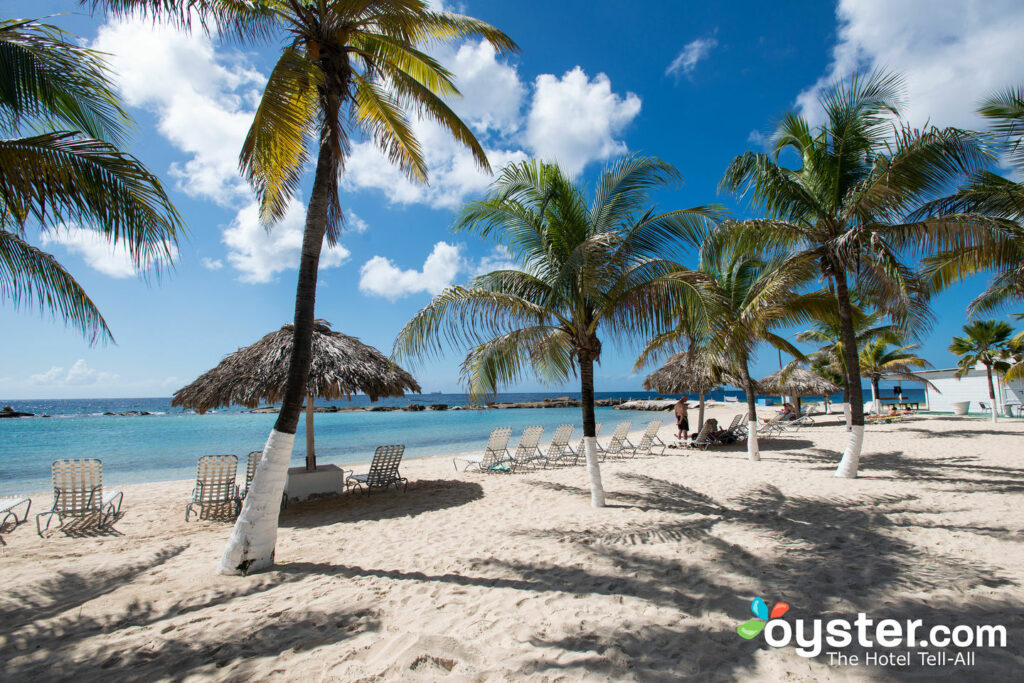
[757,367,839,412]
[173,320,420,470]
[643,352,722,430]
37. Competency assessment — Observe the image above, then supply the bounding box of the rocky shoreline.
[248,397,629,414]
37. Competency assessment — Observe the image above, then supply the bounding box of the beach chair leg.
[36,510,59,537]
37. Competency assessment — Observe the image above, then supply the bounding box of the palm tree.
[796,306,896,429]
[720,70,989,478]
[922,87,1024,316]
[0,17,182,342]
[96,0,517,574]
[857,338,931,414]
[394,157,720,505]
[949,320,1015,423]
[641,246,829,461]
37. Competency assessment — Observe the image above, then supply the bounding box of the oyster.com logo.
[737,597,789,640]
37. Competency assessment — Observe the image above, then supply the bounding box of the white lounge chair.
[542,424,576,467]
[633,420,668,456]
[36,459,123,535]
[509,426,545,472]
[0,496,31,544]
[603,421,635,458]
[454,427,511,472]
[186,454,241,522]
[346,445,408,494]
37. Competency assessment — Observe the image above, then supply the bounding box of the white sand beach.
[2,408,1023,680]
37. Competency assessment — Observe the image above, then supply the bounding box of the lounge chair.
[687,421,720,450]
[36,459,123,535]
[575,422,603,462]
[724,395,740,403]
[757,414,787,438]
[240,450,260,498]
[454,427,511,472]
[603,421,635,458]
[185,454,241,522]
[632,420,668,456]
[346,445,407,494]
[508,426,545,472]
[0,496,31,544]
[542,424,576,467]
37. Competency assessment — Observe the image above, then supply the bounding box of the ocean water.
[0,388,923,495]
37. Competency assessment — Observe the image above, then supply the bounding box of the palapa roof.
[757,367,839,397]
[173,320,420,413]
[642,352,722,395]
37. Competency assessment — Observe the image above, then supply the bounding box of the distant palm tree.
[395,157,720,505]
[796,306,896,429]
[857,338,931,414]
[0,17,182,343]
[922,86,1024,317]
[949,320,1015,423]
[641,246,830,461]
[720,70,989,478]
[97,0,517,574]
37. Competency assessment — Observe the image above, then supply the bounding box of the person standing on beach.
[674,398,690,441]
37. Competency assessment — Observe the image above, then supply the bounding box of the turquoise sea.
[0,388,922,495]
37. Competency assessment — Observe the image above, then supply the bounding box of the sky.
[3,0,1024,399]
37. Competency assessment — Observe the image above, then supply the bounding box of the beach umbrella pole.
[305,393,316,471]
[698,391,705,430]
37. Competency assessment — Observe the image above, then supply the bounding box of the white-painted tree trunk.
[583,436,605,507]
[747,421,760,461]
[219,429,295,575]
[991,405,998,424]
[842,402,852,431]
[870,383,879,415]
[834,425,864,478]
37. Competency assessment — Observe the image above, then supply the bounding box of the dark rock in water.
[104,411,116,416]
[428,404,448,410]
[403,403,426,411]
[0,406,34,418]
[369,406,399,412]
[140,411,151,416]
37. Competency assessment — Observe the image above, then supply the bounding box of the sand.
[1,407,1023,681]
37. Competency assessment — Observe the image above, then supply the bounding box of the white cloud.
[30,360,118,386]
[473,245,519,276]
[797,0,1024,129]
[348,212,369,234]
[222,200,350,284]
[526,68,642,175]
[201,257,224,270]
[665,35,718,80]
[39,225,177,278]
[345,43,639,204]
[359,242,463,299]
[91,16,263,204]
[747,129,771,151]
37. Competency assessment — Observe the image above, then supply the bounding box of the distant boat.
[430,391,442,394]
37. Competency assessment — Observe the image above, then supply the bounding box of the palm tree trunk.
[833,272,865,478]
[870,378,880,415]
[579,355,605,507]
[305,393,316,470]
[219,142,334,575]
[697,391,705,431]
[842,384,851,431]
[739,359,759,461]
[986,364,998,424]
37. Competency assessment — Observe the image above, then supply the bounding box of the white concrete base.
[284,464,347,502]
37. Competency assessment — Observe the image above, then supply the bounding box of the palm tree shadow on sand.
[510,474,1023,679]
[0,545,379,681]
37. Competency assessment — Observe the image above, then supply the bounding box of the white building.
[892,367,1024,415]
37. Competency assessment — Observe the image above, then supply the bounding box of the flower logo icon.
[737,597,790,639]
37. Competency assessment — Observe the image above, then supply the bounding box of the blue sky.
[3,0,1023,399]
